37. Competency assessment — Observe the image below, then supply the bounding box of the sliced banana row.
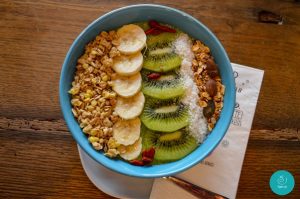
[111,24,146,160]
[112,24,146,97]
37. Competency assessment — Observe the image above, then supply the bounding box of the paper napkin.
[150,63,264,199]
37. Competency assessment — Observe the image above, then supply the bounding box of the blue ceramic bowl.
[60,4,235,178]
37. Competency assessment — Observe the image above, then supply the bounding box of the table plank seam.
[0,117,299,141]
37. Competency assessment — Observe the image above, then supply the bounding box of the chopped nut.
[211,117,217,124]
[88,136,99,143]
[192,59,198,67]
[214,92,223,101]
[112,39,120,46]
[101,75,109,82]
[108,30,116,38]
[99,82,107,89]
[216,102,224,109]
[101,31,109,37]
[68,86,80,95]
[86,105,94,112]
[83,124,92,134]
[102,90,110,98]
[90,128,101,136]
[102,57,113,67]
[103,118,113,127]
[92,142,103,150]
[105,149,119,158]
[91,50,98,55]
[91,100,98,107]
[108,92,116,98]
[199,100,207,107]
[220,85,225,95]
[103,128,109,135]
[107,137,119,149]
[107,81,114,86]
[109,47,120,58]
[215,76,222,82]
[82,111,92,118]
[80,122,87,128]
[201,92,210,99]
[192,44,200,52]
[208,123,214,131]
[110,98,117,106]
[196,67,203,75]
[71,108,78,117]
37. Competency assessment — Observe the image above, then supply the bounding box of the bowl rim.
[60,4,235,178]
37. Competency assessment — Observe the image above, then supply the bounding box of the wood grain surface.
[0,0,299,198]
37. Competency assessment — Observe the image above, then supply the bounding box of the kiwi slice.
[146,32,179,47]
[143,34,182,72]
[142,127,198,163]
[141,70,185,99]
[143,53,182,72]
[141,98,189,132]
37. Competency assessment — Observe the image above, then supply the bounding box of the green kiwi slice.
[140,98,189,132]
[146,32,179,47]
[141,70,185,99]
[143,53,182,72]
[143,33,182,72]
[141,127,198,163]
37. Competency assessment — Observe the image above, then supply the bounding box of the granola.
[69,30,120,156]
[192,40,225,131]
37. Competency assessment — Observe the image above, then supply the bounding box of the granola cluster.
[68,31,121,157]
[192,40,225,131]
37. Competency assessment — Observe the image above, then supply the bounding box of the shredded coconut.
[174,34,208,143]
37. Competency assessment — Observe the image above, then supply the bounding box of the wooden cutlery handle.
[165,176,229,199]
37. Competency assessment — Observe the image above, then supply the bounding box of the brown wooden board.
[0,0,299,198]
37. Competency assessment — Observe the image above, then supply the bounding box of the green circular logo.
[270,170,295,196]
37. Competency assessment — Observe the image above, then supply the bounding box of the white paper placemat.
[150,63,264,199]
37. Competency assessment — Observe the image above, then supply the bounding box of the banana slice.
[115,92,145,120]
[119,138,142,160]
[113,118,141,146]
[112,52,143,76]
[112,73,142,98]
[117,24,146,55]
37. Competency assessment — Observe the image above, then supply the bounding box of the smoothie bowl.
[59,4,235,178]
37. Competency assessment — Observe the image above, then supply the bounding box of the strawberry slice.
[148,20,176,33]
[130,159,145,166]
[149,20,161,28]
[147,73,161,80]
[142,147,156,159]
[142,157,153,164]
[130,147,156,166]
[145,28,162,35]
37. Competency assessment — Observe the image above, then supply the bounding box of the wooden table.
[0,0,299,198]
